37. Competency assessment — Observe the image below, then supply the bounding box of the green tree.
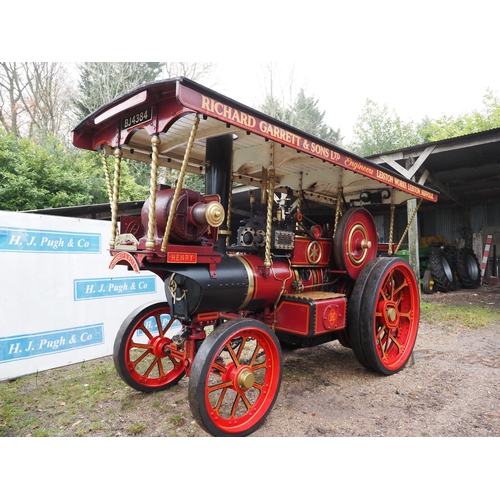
[420,88,500,142]
[0,128,93,210]
[260,87,342,144]
[350,99,424,156]
[73,62,163,120]
[0,126,148,211]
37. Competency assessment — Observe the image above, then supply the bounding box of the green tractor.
[396,236,481,294]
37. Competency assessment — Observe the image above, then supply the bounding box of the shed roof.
[368,127,500,207]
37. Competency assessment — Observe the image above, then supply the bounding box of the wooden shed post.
[407,198,420,282]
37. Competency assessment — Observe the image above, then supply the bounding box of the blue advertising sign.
[0,324,104,363]
[0,226,101,253]
[74,276,158,300]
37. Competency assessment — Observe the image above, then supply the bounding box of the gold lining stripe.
[235,255,255,311]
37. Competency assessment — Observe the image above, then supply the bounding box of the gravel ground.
[251,284,500,437]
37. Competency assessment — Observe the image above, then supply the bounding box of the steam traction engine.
[72,78,438,436]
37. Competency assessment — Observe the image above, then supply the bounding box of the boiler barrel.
[164,254,292,320]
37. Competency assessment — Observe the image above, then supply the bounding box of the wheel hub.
[237,368,255,390]
[222,362,256,392]
[151,336,171,358]
[379,302,399,328]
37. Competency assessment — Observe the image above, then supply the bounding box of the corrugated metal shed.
[369,127,500,207]
[368,128,500,245]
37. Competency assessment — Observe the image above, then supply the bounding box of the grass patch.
[126,422,146,435]
[421,302,500,329]
[0,356,203,437]
[0,358,127,437]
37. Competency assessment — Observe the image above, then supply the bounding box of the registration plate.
[122,107,152,129]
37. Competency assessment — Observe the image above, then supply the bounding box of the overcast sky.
[7,1,500,144]
[213,59,499,144]
[203,1,500,143]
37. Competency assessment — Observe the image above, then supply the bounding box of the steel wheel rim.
[373,262,419,371]
[125,307,185,389]
[203,327,281,435]
[441,255,454,282]
[466,255,479,280]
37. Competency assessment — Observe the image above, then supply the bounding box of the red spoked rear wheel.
[188,319,282,437]
[113,302,186,393]
[348,258,420,375]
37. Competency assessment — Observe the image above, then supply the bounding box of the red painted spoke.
[393,278,408,298]
[238,392,253,413]
[235,336,248,360]
[157,358,166,377]
[143,358,161,378]
[252,361,267,372]
[231,394,243,417]
[384,271,395,301]
[160,316,176,337]
[252,380,264,391]
[379,286,390,302]
[378,328,403,360]
[138,325,154,341]
[213,386,229,413]
[161,354,182,374]
[225,342,240,368]
[248,342,263,367]
[130,348,153,368]
[153,313,162,338]
[378,332,391,360]
[213,362,227,374]
[208,380,232,394]
[376,325,388,343]
[130,340,154,350]
[387,332,402,351]
[381,338,393,359]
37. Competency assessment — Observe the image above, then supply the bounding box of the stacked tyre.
[425,247,481,293]
[455,247,481,289]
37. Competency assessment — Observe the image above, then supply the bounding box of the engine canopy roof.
[72,77,438,206]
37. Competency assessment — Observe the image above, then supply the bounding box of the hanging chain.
[296,172,303,232]
[333,185,343,237]
[388,204,395,255]
[264,145,275,269]
[226,175,233,247]
[395,198,422,254]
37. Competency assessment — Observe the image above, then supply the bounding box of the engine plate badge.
[274,230,294,250]
[167,252,198,264]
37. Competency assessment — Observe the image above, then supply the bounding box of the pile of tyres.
[422,246,481,294]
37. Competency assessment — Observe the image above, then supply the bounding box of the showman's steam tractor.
[72,78,439,436]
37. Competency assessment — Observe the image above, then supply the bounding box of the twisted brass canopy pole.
[146,134,161,250]
[109,147,122,249]
[101,147,113,205]
[161,114,200,253]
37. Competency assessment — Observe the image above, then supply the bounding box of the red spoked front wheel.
[113,302,186,393]
[188,319,282,437]
[348,258,420,375]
